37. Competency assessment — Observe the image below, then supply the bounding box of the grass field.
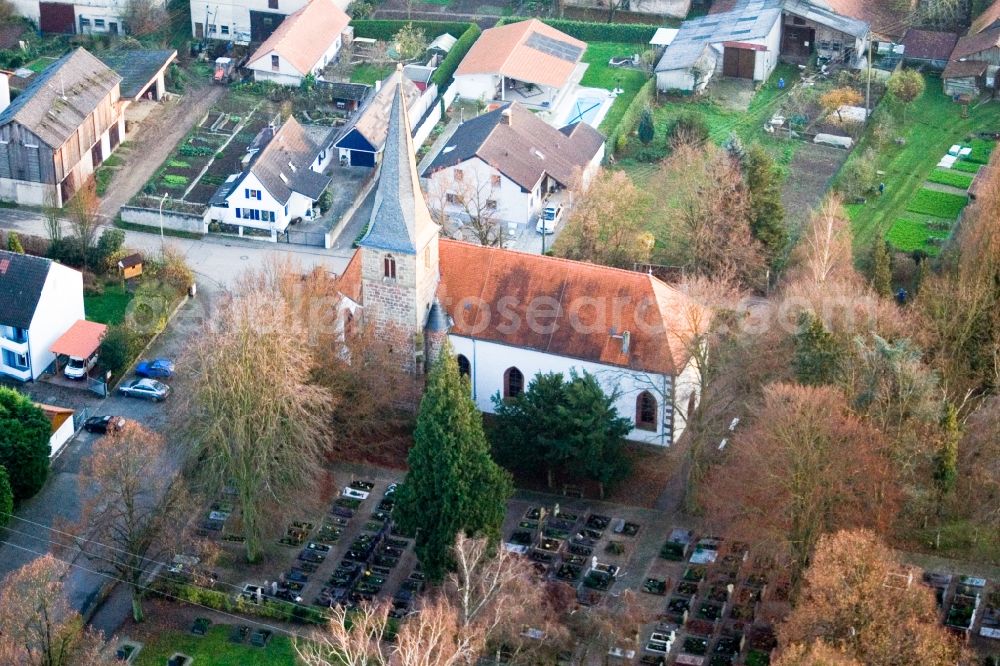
[841,74,1000,255]
[132,625,297,666]
[926,168,974,190]
[84,283,133,325]
[350,64,393,85]
[578,42,650,134]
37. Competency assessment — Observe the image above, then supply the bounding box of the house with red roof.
[246,0,351,86]
[334,79,709,447]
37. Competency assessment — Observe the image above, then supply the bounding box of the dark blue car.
[135,358,175,378]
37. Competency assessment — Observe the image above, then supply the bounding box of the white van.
[64,352,98,379]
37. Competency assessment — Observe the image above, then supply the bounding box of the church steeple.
[358,66,440,255]
[357,66,441,374]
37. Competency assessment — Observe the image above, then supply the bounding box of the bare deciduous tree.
[0,554,110,666]
[427,170,506,247]
[66,184,101,267]
[297,601,391,666]
[181,265,336,562]
[71,421,190,622]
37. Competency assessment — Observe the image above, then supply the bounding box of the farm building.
[452,19,586,109]
[943,29,1000,97]
[97,49,178,102]
[333,71,426,168]
[246,0,351,86]
[0,48,124,207]
[901,29,958,70]
[10,0,165,35]
[655,0,868,93]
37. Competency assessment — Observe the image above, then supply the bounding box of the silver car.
[119,378,171,402]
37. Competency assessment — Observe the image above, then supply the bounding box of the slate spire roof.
[358,67,439,255]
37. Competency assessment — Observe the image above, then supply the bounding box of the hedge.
[351,19,475,42]
[498,17,656,43]
[431,23,481,88]
[154,580,331,625]
[607,78,655,155]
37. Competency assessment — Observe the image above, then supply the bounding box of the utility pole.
[865,30,873,117]
[158,192,170,249]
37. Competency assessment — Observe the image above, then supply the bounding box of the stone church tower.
[357,68,441,374]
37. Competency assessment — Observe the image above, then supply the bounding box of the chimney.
[0,73,9,115]
[500,107,512,125]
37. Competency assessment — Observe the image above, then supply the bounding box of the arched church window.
[384,254,396,279]
[504,367,524,399]
[636,391,657,431]
[457,354,471,378]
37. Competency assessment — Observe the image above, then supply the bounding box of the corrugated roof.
[0,48,120,149]
[98,49,176,99]
[0,249,51,329]
[359,76,439,254]
[50,319,106,358]
[782,0,869,39]
[248,0,350,76]
[655,0,783,72]
[423,103,603,191]
[454,19,586,89]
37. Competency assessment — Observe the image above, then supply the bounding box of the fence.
[121,205,207,235]
[285,228,328,247]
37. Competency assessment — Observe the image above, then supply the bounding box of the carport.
[98,49,177,102]
[49,320,107,380]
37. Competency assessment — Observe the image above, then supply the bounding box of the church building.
[335,72,709,447]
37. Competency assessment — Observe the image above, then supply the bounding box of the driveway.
[0,297,206,625]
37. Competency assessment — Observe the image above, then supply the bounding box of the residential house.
[0,249,85,382]
[334,81,709,446]
[421,103,604,228]
[333,71,425,167]
[655,0,868,93]
[901,29,957,70]
[11,0,165,34]
[944,29,1000,96]
[452,19,587,110]
[189,0,319,42]
[0,48,124,207]
[97,49,178,102]
[246,0,351,86]
[207,117,333,239]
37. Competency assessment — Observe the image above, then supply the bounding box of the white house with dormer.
[0,250,84,382]
[334,72,709,446]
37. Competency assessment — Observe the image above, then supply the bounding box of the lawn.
[905,188,968,219]
[926,168,974,190]
[132,624,298,666]
[351,63,393,85]
[25,56,57,73]
[578,42,650,133]
[84,283,133,325]
[840,74,1000,255]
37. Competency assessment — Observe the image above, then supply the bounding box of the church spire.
[358,66,439,255]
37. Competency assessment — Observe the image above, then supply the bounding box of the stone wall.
[121,206,207,234]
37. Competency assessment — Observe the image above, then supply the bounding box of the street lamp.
[158,192,170,248]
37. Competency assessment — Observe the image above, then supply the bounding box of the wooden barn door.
[723,47,756,79]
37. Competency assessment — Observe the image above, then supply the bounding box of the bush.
[668,110,711,145]
[431,23,481,89]
[155,580,329,624]
[100,324,137,375]
[838,148,877,200]
[6,231,23,253]
[0,387,51,500]
[607,78,654,154]
[501,16,656,43]
[0,466,12,528]
[47,237,87,268]
[92,227,125,271]
[318,189,333,214]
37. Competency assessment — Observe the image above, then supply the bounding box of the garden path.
[921,181,969,197]
[99,84,228,220]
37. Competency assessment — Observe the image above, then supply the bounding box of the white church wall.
[449,335,677,446]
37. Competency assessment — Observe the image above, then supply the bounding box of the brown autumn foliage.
[648,142,767,290]
[0,554,110,665]
[703,383,899,582]
[553,169,653,269]
[778,530,969,666]
[954,396,1000,550]
[773,641,861,666]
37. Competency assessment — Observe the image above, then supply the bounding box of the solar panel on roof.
[525,32,584,62]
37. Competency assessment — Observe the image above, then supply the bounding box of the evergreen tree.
[793,312,844,386]
[0,467,12,528]
[724,132,745,162]
[637,107,655,145]
[492,371,631,498]
[394,347,512,580]
[933,404,959,515]
[0,388,51,500]
[6,232,23,254]
[871,240,892,298]
[743,144,787,269]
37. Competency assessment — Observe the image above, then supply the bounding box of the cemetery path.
[98,84,228,220]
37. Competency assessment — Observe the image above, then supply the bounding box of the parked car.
[119,378,171,402]
[135,357,175,379]
[83,415,126,434]
[535,204,563,234]
[64,351,98,379]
